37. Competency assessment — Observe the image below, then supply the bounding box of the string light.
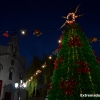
[21,30,26,35]
[31,76,33,79]
[42,65,45,68]
[26,49,57,84]
[36,69,41,73]
[33,74,36,76]
[58,40,62,43]
[36,72,38,75]
[49,55,52,59]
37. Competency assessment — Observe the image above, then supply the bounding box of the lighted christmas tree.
[47,4,100,100]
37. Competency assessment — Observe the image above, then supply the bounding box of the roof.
[0,53,26,69]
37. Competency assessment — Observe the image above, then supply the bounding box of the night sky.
[0,0,100,67]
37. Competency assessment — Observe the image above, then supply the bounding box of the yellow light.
[58,40,61,43]
[36,72,38,75]
[49,55,52,59]
[37,69,41,73]
[31,76,33,79]
[21,30,26,35]
[42,62,47,68]
[26,81,28,84]
[42,65,45,68]
[22,31,25,34]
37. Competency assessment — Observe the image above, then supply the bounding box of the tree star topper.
[60,3,83,29]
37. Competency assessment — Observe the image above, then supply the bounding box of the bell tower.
[7,33,19,57]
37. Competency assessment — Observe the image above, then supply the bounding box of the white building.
[0,34,26,100]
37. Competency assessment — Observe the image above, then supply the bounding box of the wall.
[0,46,26,100]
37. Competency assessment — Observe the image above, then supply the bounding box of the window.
[9,71,12,80]
[8,67,15,80]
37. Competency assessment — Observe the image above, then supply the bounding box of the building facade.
[0,34,26,100]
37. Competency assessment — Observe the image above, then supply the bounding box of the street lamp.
[15,80,27,100]
[15,82,18,88]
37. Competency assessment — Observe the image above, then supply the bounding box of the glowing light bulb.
[49,55,52,59]
[42,65,45,68]
[37,69,41,73]
[36,72,38,75]
[22,31,25,34]
[58,40,61,43]
[31,76,33,79]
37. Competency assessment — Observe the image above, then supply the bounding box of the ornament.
[42,62,47,68]
[53,60,58,70]
[54,65,58,70]
[65,77,77,88]
[76,59,90,74]
[88,38,100,43]
[60,3,83,29]
[54,60,58,66]
[3,31,9,37]
[59,77,77,96]
[11,59,15,65]
[33,74,36,76]
[58,55,64,63]
[36,69,41,73]
[52,49,58,55]
[33,28,42,36]
[67,35,82,47]
[77,67,90,74]
[76,60,88,66]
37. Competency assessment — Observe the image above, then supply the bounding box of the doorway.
[4,92,11,100]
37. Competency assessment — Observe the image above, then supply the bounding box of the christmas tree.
[47,4,100,100]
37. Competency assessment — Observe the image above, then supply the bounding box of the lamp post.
[15,80,26,100]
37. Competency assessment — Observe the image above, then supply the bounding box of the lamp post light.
[15,80,27,100]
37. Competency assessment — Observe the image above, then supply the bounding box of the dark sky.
[0,0,100,67]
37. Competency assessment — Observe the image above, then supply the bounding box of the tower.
[7,33,19,57]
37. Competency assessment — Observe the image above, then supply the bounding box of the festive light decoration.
[52,49,58,55]
[3,31,9,37]
[42,62,47,68]
[31,76,33,79]
[59,77,77,97]
[25,48,57,84]
[33,28,42,36]
[49,55,52,59]
[60,3,83,29]
[47,10,100,100]
[21,30,26,35]
[36,72,38,75]
[88,37,100,43]
[67,35,82,47]
[33,74,37,77]
[36,69,41,73]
